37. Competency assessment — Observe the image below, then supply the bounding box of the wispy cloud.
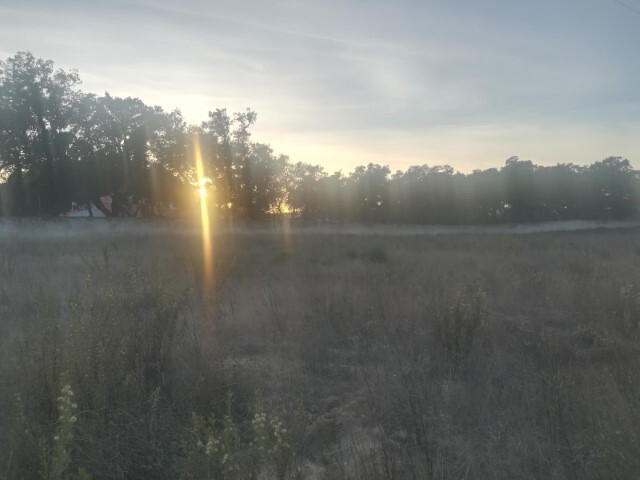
[1,0,639,170]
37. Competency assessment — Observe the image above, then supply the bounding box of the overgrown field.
[1,221,640,479]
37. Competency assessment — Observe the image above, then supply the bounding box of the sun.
[197,177,211,199]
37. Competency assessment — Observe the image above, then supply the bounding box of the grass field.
[1,221,640,479]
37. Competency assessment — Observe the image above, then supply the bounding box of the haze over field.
[4,222,640,479]
[4,1,640,478]
[1,0,639,172]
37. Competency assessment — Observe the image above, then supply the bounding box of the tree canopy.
[1,51,638,223]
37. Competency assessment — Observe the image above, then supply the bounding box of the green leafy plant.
[184,391,248,480]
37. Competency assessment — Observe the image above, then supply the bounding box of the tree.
[502,157,536,222]
[0,51,82,215]
[201,108,288,220]
[286,162,326,219]
[2,51,639,225]
[348,163,391,222]
[588,157,636,219]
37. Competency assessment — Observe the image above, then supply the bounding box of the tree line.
[1,51,638,223]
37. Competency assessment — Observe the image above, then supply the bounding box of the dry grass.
[1,221,640,479]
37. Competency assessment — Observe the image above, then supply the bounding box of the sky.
[1,0,639,173]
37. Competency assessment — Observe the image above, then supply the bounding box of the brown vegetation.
[1,222,640,479]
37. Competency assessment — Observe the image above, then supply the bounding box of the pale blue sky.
[1,0,639,172]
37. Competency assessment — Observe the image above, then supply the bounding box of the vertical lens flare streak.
[193,134,213,290]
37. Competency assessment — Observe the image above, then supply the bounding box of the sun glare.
[193,134,213,292]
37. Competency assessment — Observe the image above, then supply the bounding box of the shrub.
[364,247,387,263]
[183,391,305,480]
[619,282,640,338]
[432,287,487,364]
[184,392,247,480]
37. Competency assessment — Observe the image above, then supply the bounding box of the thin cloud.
[1,0,639,169]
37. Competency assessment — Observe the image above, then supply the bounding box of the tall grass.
[1,223,640,478]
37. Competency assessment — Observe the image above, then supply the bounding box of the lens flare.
[193,134,213,291]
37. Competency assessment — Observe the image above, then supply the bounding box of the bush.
[183,391,305,480]
[364,247,387,263]
[619,282,640,338]
[432,287,487,364]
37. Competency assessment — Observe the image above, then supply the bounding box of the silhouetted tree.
[0,51,82,215]
[1,51,639,224]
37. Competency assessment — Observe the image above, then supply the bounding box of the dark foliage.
[1,52,638,223]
